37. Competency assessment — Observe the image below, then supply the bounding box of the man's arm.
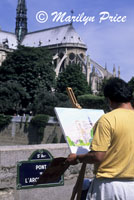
[66,151,106,165]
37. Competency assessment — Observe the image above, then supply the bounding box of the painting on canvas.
[55,107,104,154]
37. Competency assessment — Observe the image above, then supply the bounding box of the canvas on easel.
[55,107,104,154]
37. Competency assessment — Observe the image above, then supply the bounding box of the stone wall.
[0,116,94,199]
[0,144,94,200]
[0,116,65,146]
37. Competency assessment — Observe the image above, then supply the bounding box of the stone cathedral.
[0,0,120,93]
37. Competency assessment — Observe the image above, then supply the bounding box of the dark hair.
[104,78,133,102]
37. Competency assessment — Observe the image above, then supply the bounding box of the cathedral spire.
[118,66,120,78]
[113,64,116,77]
[105,62,107,70]
[15,0,27,44]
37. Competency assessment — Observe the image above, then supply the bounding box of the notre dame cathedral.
[0,0,120,94]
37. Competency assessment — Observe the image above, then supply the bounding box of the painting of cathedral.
[0,0,120,93]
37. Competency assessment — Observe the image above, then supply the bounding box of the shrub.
[78,94,109,112]
[0,114,12,131]
[32,91,71,116]
[30,114,49,128]
[28,114,49,144]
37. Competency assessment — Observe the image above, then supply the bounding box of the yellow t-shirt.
[91,108,134,178]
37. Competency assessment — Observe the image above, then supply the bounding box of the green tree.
[0,81,29,114]
[128,77,134,107]
[98,77,109,96]
[128,77,134,93]
[31,88,71,116]
[0,114,12,131]
[56,64,91,96]
[78,94,109,112]
[0,46,55,112]
[28,114,49,144]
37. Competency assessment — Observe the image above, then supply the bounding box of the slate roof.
[21,24,87,49]
[0,24,87,50]
[0,30,17,49]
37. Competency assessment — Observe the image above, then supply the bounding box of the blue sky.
[0,0,134,82]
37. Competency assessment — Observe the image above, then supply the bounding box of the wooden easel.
[66,87,87,200]
[66,87,82,109]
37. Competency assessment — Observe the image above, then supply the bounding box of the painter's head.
[104,77,132,103]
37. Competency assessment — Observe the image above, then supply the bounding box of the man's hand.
[65,151,106,165]
[65,153,78,165]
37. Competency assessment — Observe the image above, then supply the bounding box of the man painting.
[66,78,134,200]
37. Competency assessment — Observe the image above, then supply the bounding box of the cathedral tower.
[15,0,27,44]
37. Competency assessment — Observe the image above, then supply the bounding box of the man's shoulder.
[99,108,134,123]
[98,110,116,123]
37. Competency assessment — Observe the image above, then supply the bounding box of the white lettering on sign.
[29,177,38,183]
[25,178,28,183]
[37,153,47,159]
[35,164,47,170]
[25,177,39,183]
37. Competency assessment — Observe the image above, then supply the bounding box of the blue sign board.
[17,149,64,190]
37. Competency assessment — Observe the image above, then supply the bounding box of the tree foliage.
[0,46,55,114]
[128,77,134,93]
[0,81,29,114]
[78,94,109,112]
[31,88,71,116]
[0,114,12,131]
[56,64,91,96]
[28,114,49,144]
[97,77,110,96]
[128,77,134,107]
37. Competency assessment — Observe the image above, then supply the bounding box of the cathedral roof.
[0,30,17,49]
[21,24,87,49]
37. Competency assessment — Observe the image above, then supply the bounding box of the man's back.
[91,108,134,178]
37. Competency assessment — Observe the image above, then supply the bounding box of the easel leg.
[70,163,86,200]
